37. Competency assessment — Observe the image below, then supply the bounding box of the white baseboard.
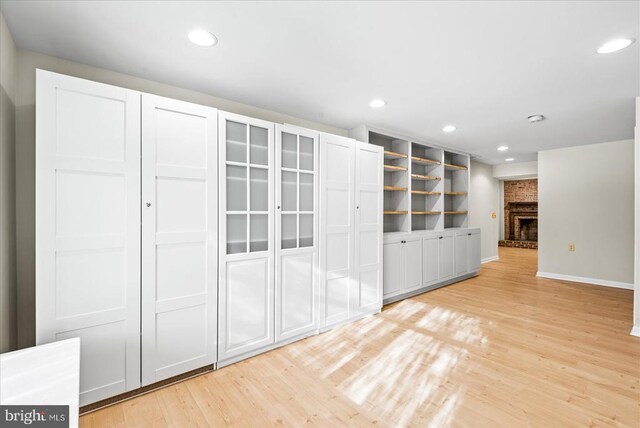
[631,326,640,337]
[481,255,499,264]
[536,272,634,290]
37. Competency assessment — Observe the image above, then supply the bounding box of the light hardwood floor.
[81,248,640,427]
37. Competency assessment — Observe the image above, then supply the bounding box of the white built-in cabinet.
[141,94,218,385]
[382,229,480,302]
[319,134,383,329]
[36,71,142,405]
[275,125,319,342]
[218,112,275,362]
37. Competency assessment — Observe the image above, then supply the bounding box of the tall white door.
[319,134,355,328]
[275,125,319,342]
[218,112,275,360]
[141,95,217,385]
[36,70,141,405]
[353,142,383,315]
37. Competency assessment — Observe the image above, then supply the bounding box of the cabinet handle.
[356,206,360,209]
[468,233,471,236]
[439,236,443,239]
[277,205,281,210]
[146,202,151,208]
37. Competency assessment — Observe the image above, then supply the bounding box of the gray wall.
[0,10,17,353]
[469,160,499,262]
[538,139,634,285]
[14,49,349,348]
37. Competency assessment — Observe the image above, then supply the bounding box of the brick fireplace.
[499,179,538,249]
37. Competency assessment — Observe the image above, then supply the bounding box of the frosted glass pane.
[250,168,268,211]
[282,214,297,249]
[226,121,246,163]
[226,165,247,211]
[227,214,246,254]
[250,214,268,252]
[299,136,314,171]
[299,173,313,211]
[250,126,268,165]
[282,132,297,169]
[299,214,313,248]
[282,171,297,211]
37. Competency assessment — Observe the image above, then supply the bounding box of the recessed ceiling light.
[442,125,456,133]
[505,158,515,162]
[528,114,545,123]
[597,38,635,54]
[188,29,218,47]
[369,99,386,108]
[497,145,509,151]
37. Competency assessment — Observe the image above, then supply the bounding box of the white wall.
[634,97,640,335]
[13,49,349,348]
[0,10,18,353]
[469,160,499,262]
[538,140,634,287]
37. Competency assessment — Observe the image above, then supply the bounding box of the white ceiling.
[2,0,638,164]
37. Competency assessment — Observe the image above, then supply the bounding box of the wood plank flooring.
[81,248,640,427]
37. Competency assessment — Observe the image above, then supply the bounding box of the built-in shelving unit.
[349,126,470,233]
[443,151,469,228]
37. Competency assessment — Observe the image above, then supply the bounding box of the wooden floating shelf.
[384,164,408,172]
[444,211,468,215]
[384,185,408,192]
[444,163,468,171]
[384,210,408,215]
[411,156,441,166]
[411,173,441,181]
[444,192,467,196]
[411,190,441,196]
[412,211,441,215]
[384,150,407,160]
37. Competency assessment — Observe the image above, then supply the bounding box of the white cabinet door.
[404,238,423,292]
[438,235,455,281]
[383,242,403,297]
[141,95,217,385]
[354,142,383,315]
[36,70,141,405]
[422,236,440,286]
[468,231,481,273]
[275,125,319,342]
[218,112,275,360]
[454,234,468,276]
[319,134,355,327]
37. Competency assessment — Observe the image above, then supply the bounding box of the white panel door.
[218,112,275,360]
[141,95,217,385]
[403,238,423,292]
[319,134,355,327]
[439,235,455,281]
[422,236,440,286]
[36,70,140,405]
[383,242,403,298]
[455,234,468,276]
[468,231,481,273]
[354,142,383,315]
[275,125,319,342]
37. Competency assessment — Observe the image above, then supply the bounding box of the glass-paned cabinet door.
[221,113,273,255]
[276,125,318,250]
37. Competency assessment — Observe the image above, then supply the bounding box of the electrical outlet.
[568,244,575,252]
